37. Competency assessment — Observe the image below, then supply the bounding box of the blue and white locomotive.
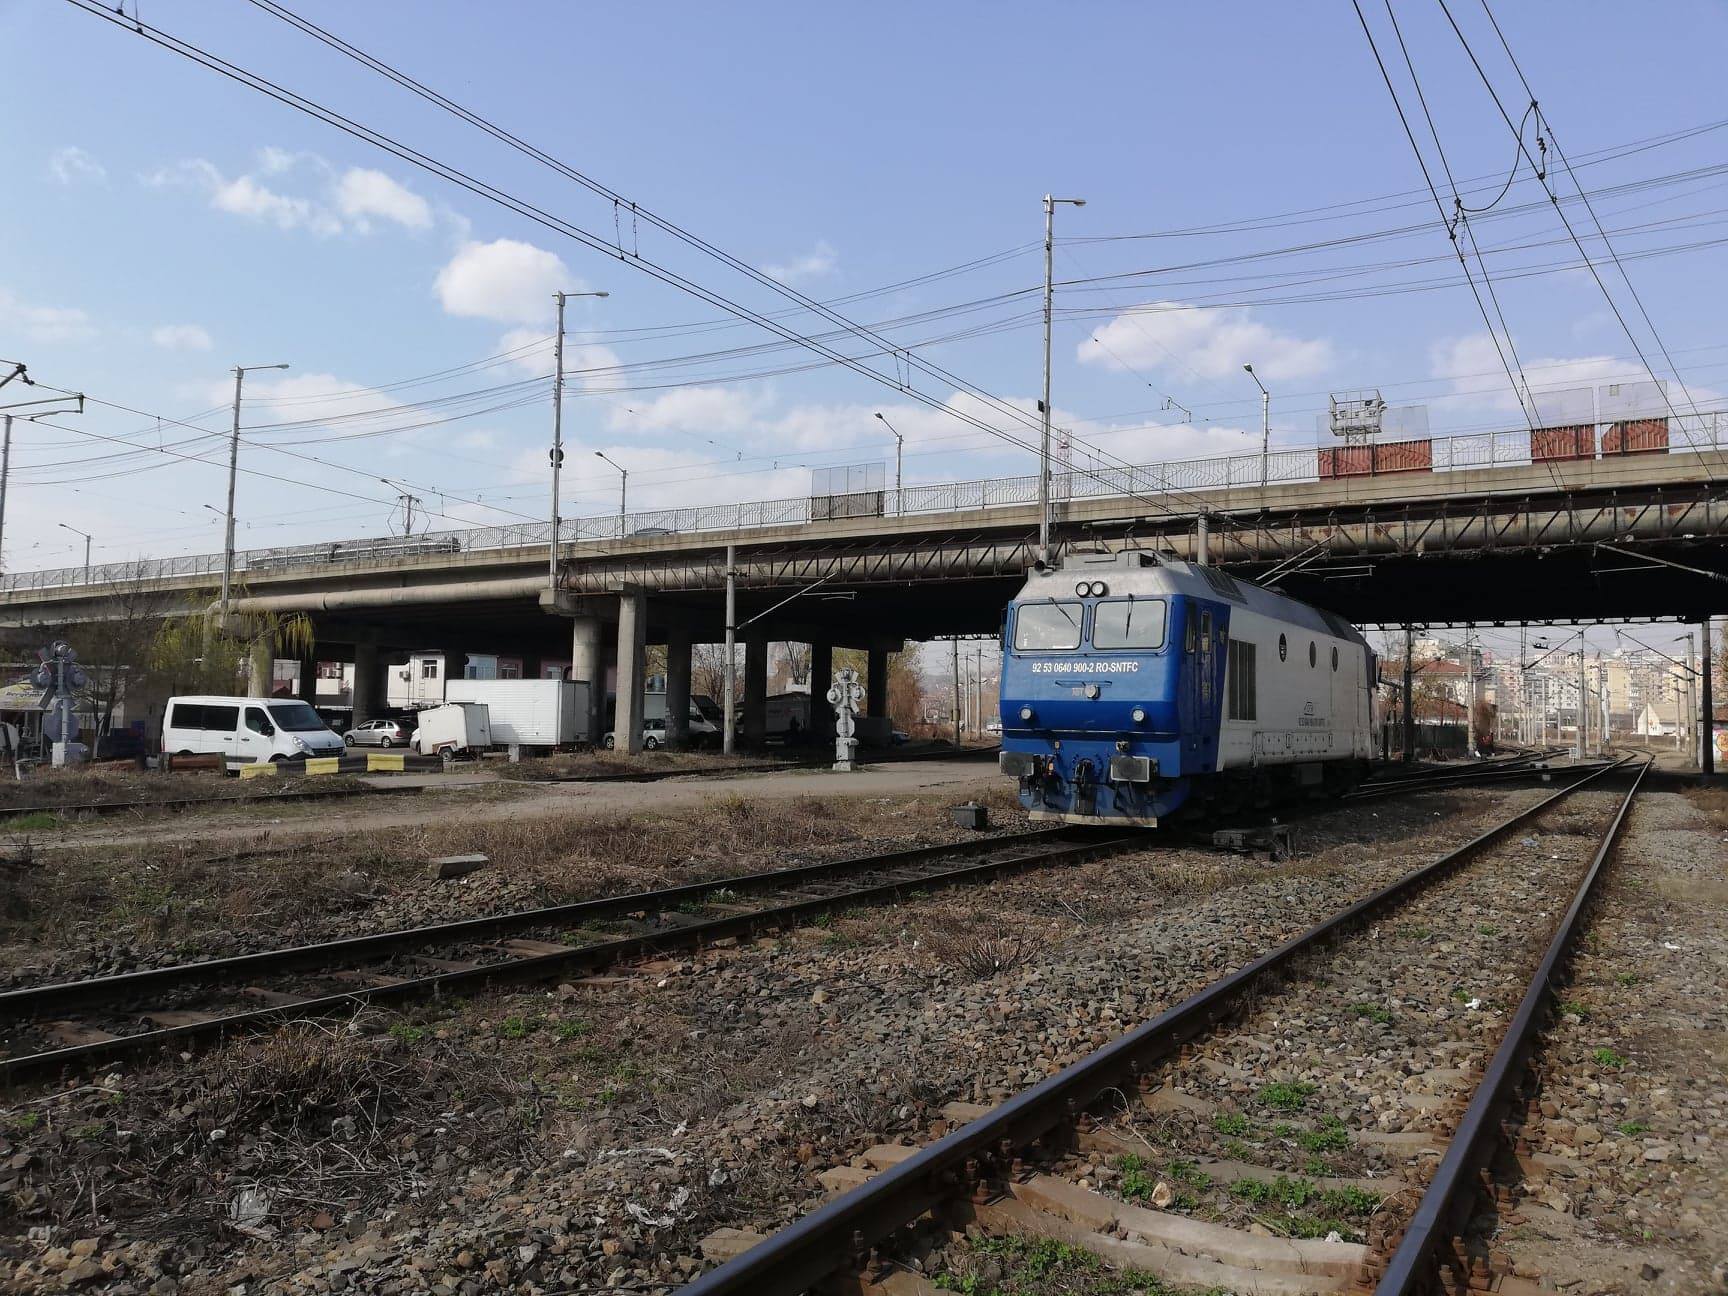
[998,551,1375,826]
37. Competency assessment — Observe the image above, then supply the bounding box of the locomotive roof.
[1018,552,1367,646]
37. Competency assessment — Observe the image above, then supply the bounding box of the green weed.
[1258,1081,1316,1112]
[1212,1111,1249,1137]
[1352,1003,1392,1024]
[387,1022,428,1044]
[1617,1120,1648,1136]
[1298,1116,1350,1153]
[1592,1046,1626,1069]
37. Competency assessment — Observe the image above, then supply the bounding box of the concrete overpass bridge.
[4,419,1726,745]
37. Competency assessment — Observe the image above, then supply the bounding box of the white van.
[162,696,346,764]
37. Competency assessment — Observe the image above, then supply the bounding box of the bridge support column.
[570,615,603,744]
[867,645,889,718]
[743,632,768,748]
[248,639,274,699]
[296,656,318,704]
[665,626,692,748]
[615,591,647,754]
[352,643,381,725]
[809,641,833,744]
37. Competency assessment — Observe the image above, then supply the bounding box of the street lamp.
[550,290,610,586]
[58,522,91,584]
[0,399,83,579]
[1040,194,1086,565]
[223,363,289,622]
[874,412,903,512]
[1243,363,1270,489]
[594,450,627,532]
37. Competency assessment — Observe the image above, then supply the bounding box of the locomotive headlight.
[1091,580,1108,597]
[1131,706,1147,723]
[1085,683,1101,700]
[1019,705,1035,722]
[1074,581,1089,597]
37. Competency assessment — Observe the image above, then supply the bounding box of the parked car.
[602,717,667,750]
[162,696,345,764]
[343,717,415,748]
[411,702,491,757]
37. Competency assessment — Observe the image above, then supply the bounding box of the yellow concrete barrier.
[367,752,407,772]
[304,756,344,776]
[237,763,279,780]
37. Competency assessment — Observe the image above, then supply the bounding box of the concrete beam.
[351,642,382,724]
[866,645,889,719]
[570,614,603,744]
[810,640,833,743]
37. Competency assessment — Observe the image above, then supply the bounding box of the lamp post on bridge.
[874,412,903,513]
[594,451,628,532]
[1243,363,1271,489]
[57,523,91,585]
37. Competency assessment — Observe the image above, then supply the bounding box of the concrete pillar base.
[352,643,381,725]
[743,634,768,748]
[809,641,833,744]
[615,592,647,754]
[665,626,693,748]
[866,645,890,719]
[570,615,602,744]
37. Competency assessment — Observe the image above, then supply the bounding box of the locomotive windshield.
[1013,600,1083,650]
[1092,598,1167,649]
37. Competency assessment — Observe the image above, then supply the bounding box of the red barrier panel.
[1530,425,1595,462]
[1601,418,1668,456]
[1318,438,1433,479]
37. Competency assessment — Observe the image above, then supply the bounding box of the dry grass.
[0,1020,534,1239]
[0,767,364,811]
[1678,782,1728,832]
[0,788,1029,979]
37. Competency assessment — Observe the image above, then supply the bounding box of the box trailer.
[412,702,492,757]
[442,679,591,748]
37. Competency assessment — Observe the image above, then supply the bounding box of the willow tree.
[149,590,315,697]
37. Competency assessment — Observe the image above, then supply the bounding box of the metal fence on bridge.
[4,411,1725,596]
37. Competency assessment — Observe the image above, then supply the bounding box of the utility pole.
[951,637,961,747]
[1575,647,1589,759]
[549,289,609,586]
[1684,633,1697,763]
[1401,624,1414,763]
[1465,627,1477,757]
[1039,194,1085,566]
[0,415,10,578]
[722,544,737,757]
[1702,619,1716,776]
[223,362,289,623]
[550,291,567,586]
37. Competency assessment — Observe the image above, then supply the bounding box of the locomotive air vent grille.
[1198,566,1245,602]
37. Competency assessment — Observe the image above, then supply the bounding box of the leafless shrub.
[925,916,1034,979]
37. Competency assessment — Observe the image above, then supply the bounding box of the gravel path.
[1481,785,1728,1295]
[1041,786,1629,1259]
[0,785,1557,1294]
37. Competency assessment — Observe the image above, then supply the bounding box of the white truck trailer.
[411,702,492,757]
[442,679,591,749]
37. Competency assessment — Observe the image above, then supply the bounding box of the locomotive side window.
[1308,641,1317,668]
[1278,633,1287,661]
[1332,646,1339,671]
[1185,616,1196,653]
[1013,600,1083,651]
[1092,598,1167,650]
[1200,610,1212,653]
[1227,640,1257,720]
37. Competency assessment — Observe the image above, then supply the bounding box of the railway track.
[0,826,1137,1087]
[677,756,1647,1295]
[0,781,424,823]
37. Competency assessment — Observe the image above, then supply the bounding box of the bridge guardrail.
[4,411,1724,596]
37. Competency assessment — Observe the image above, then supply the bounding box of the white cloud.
[0,288,96,344]
[763,239,838,284]
[435,239,573,324]
[48,146,105,185]
[336,168,432,231]
[1078,303,1334,382]
[144,155,429,239]
[151,323,214,352]
[608,385,765,435]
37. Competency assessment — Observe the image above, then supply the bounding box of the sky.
[3,0,1727,613]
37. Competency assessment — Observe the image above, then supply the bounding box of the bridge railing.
[5,411,1724,595]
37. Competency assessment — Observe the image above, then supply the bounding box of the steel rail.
[0,828,1072,1019]
[1373,757,1649,1293]
[0,782,422,821]
[1347,758,1608,800]
[0,831,1137,1086]
[678,757,1632,1296]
